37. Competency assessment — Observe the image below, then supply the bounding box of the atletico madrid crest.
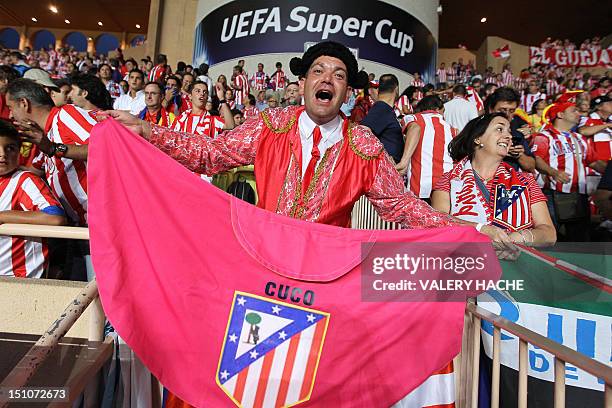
[216,291,330,408]
[493,184,532,230]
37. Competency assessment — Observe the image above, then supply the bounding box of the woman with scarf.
[431,113,556,246]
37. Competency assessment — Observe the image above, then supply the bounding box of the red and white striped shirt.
[520,92,547,113]
[395,95,413,117]
[466,86,484,111]
[579,112,612,161]
[0,170,62,278]
[271,70,286,91]
[501,70,514,87]
[412,78,425,88]
[407,111,458,198]
[446,67,456,83]
[232,74,249,106]
[531,127,595,193]
[44,104,96,226]
[148,64,166,83]
[250,71,268,91]
[242,106,259,121]
[171,110,225,138]
[436,68,447,84]
[546,80,563,97]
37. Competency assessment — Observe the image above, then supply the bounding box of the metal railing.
[461,302,612,408]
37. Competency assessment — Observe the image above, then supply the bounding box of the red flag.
[492,44,511,59]
[88,119,501,407]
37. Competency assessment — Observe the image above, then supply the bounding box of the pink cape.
[88,119,501,407]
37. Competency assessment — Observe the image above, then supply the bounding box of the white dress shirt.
[443,96,478,132]
[113,90,146,115]
[298,113,343,176]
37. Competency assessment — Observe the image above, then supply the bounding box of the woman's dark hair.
[529,98,546,115]
[448,112,508,161]
[400,86,418,102]
[415,95,443,112]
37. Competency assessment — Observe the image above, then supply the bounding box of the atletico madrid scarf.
[88,119,501,407]
[449,158,533,231]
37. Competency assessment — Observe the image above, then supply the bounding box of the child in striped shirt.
[0,120,66,278]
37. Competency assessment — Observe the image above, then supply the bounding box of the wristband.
[46,142,57,158]
[475,223,485,232]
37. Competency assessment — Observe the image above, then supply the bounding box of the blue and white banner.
[193,0,437,81]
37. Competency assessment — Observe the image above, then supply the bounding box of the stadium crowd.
[0,36,610,280]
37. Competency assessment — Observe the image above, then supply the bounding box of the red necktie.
[302,126,322,196]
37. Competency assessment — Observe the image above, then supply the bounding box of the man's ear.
[344,87,353,104]
[21,98,32,113]
[299,77,305,96]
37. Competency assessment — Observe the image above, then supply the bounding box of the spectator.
[361,74,404,163]
[436,62,447,89]
[171,81,234,138]
[9,51,30,76]
[149,54,168,83]
[242,94,258,121]
[216,74,228,91]
[593,161,612,220]
[98,63,122,100]
[122,59,137,81]
[69,73,113,111]
[49,78,71,108]
[196,63,213,93]
[0,66,19,119]
[526,99,547,131]
[139,82,175,127]
[266,94,279,109]
[231,108,244,126]
[119,80,129,95]
[270,62,286,92]
[113,69,146,115]
[283,82,301,107]
[0,120,66,278]
[162,75,183,115]
[443,84,478,132]
[396,95,457,201]
[483,82,498,99]
[520,80,547,112]
[486,87,536,172]
[531,101,606,241]
[255,90,268,111]
[350,81,378,123]
[250,63,268,91]
[231,65,249,109]
[431,113,555,246]
[578,95,612,162]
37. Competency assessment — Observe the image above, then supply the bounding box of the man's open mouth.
[315,90,333,101]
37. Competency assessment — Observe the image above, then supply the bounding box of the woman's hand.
[480,224,519,260]
[508,230,528,245]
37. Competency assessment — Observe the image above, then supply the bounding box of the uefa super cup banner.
[529,46,612,68]
[193,0,437,79]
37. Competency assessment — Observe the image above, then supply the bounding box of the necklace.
[472,168,494,182]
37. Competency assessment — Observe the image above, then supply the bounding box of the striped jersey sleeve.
[14,172,63,212]
[54,104,97,144]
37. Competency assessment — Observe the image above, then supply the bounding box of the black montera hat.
[289,41,368,89]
